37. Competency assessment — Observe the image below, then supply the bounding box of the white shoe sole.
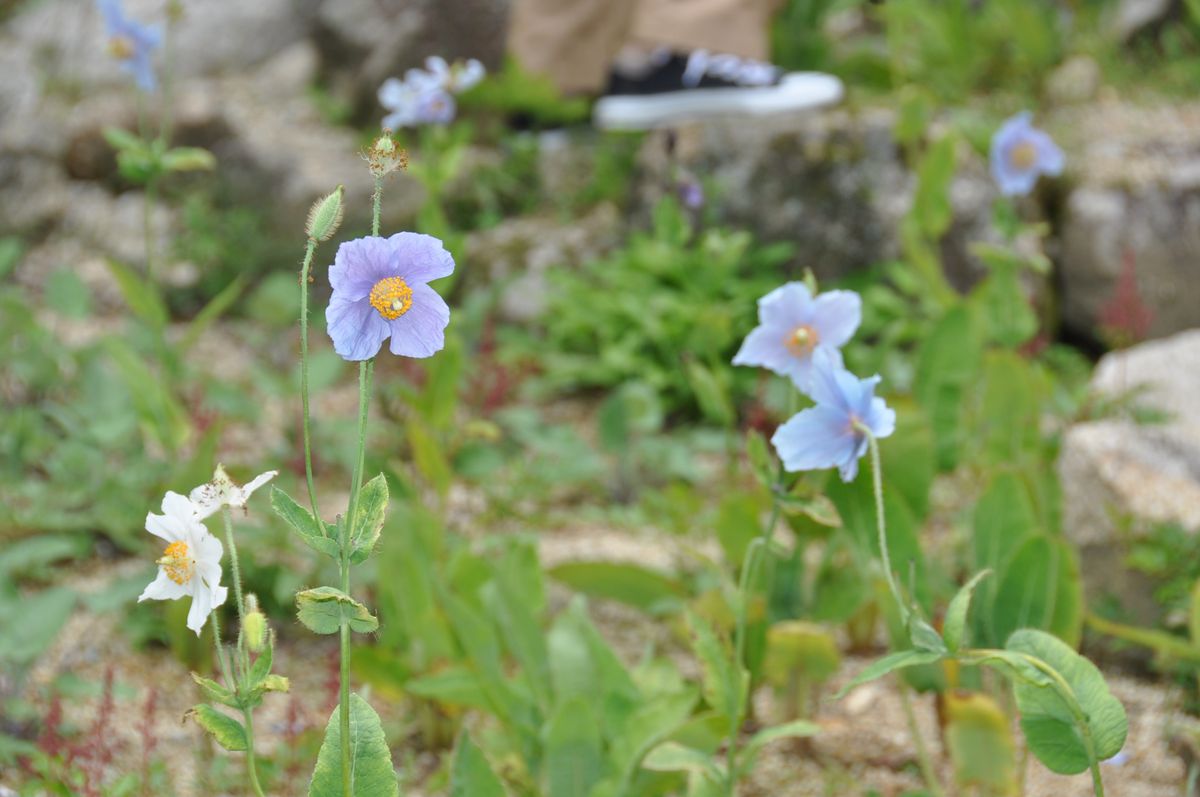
[593,72,844,131]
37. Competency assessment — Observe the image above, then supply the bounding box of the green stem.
[898,680,944,797]
[241,706,266,797]
[220,509,249,660]
[862,428,907,621]
[371,174,383,237]
[208,608,235,698]
[339,359,374,796]
[209,610,263,796]
[143,178,158,281]
[299,238,321,523]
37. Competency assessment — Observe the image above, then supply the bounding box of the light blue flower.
[325,233,455,361]
[732,282,861,392]
[378,56,484,130]
[990,112,1064,197]
[96,0,160,93]
[771,349,895,482]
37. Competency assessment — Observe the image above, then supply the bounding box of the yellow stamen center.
[1009,142,1037,171]
[107,36,135,60]
[157,541,194,585]
[784,324,819,357]
[369,276,413,320]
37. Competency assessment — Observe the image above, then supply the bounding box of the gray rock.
[1060,329,1200,620]
[634,108,1001,285]
[312,0,509,118]
[1057,103,1200,342]
[1112,0,1178,42]
[1045,55,1102,106]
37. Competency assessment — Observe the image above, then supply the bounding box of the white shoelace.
[681,51,777,88]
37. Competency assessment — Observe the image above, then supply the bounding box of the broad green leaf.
[763,621,840,688]
[271,487,339,559]
[450,732,506,797]
[944,570,991,653]
[0,588,75,665]
[714,494,763,569]
[1005,629,1127,775]
[101,126,144,152]
[547,596,640,735]
[971,471,1039,646]
[161,146,216,172]
[543,697,604,797]
[688,612,746,722]
[913,305,981,470]
[913,134,957,239]
[406,667,491,711]
[350,474,388,564]
[296,587,378,635]
[407,415,453,497]
[835,649,945,698]
[191,705,247,751]
[549,561,685,614]
[642,742,720,778]
[977,352,1043,465]
[945,691,1018,795]
[484,566,552,715]
[105,259,167,329]
[309,694,398,797]
[683,359,734,427]
[190,673,237,707]
[609,690,698,783]
[992,536,1082,648]
[970,252,1038,348]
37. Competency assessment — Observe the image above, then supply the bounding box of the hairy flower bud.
[305,185,345,242]
[366,134,409,177]
[243,597,267,653]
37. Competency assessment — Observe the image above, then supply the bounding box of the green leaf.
[296,587,378,635]
[737,719,819,774]
[190,673,237,707]
[190,705,247,751]
[835,649,945,698]
[450,732,506,797]
[746,431,774,488]
[105,259,167,329]
[714,494,763,569]
[913,304,981,470]
[542,697,605,797]
[945,691,1018,794]
[179,276,246,353]
[247,640,273,689]
[689,612,746,722]
[908,617,947,654]
[406,667,491,711]
[309,694,398,797]
[1005,629,1128,775]
[408,415,453,497]
[101,126,144,152]
[642,742,721,778]
[992,536,1083,648]
[912,134,957,239]
[683,359,734,427]
[944,570,991,653]
[0,588,75,665]
[548,561,685,614]
[350,474,388,563]
[161,146,216,172]
[272,487,339,559]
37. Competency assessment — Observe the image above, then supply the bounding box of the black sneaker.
[593,51,843,131]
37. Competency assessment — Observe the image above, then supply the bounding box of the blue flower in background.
[326,233,455,361]
[732,282,861,392]
[990,112,1064,196]
[378,56,485,130]
[771,350,895,482]
[96,0,160,93]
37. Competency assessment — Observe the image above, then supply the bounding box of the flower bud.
[305,185,345,242]
[243,603,267,653]
[365,134,409,177]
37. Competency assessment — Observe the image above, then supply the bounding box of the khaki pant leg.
[630,0,781,60]
[507,0,638,95]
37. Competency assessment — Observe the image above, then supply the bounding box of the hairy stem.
[298,238,321,522]
[862,429,907,621]
[371,174,383,237]
[220,509,249,663]
[241,706,266,797]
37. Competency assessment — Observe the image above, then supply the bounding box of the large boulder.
[633,109,1002,285]
[312,0,509,119]
[1060,329,1200,621]
[1056,102,1200,342]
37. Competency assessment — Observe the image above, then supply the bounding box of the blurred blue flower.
[732,282,861,392]
[990,111,1064,196]
[378,56,485,130]
[771,349,895,481]
[326,233,455,361]
[96,0,160,93]
[677,176,704,210]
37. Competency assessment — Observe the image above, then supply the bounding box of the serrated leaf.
[190,705,247,751]
[688,612,746,722]
[1005,629,1127,775]
[450,732,506,797]
[309,694,398,797]
[835,649,945,698]
[349,474,388,564]
[296,587,378,635]
[190,673,237,707]
[944,570,991,653]
[272,487,339,559]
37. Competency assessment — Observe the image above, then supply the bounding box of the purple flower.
[96,0,160,93]
[415,88,456,125]
[732,282,861,391]
[677,177,705,210]
[771,350,895,482]
[325,233,455,361]
[990,112,1064,197]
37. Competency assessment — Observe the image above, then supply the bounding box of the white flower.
[379,76,421,130]
[447,58,485,93]
[189,465,277,520]
[138,491,228,635]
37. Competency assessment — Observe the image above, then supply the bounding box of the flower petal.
[771,405,856,474]
[186,582,213,635]
[329,237,390,299]
[241,470,277,501]
[145,510,182,543]
[387,283,449,358]
[757,282,813,328]
[139,569,188,602]
[327,295,389,361]
[810,290,862,348]
[385,232,456,285]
